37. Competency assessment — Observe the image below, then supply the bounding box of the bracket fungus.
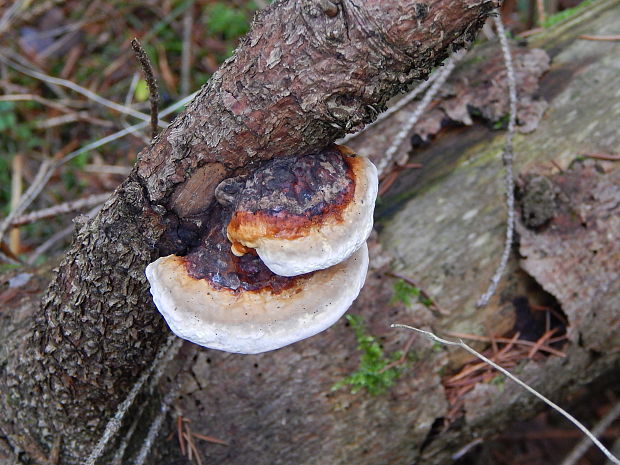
[146,145,377,354]
[222,145,378,276]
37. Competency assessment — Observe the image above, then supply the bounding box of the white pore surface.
[255,157,378,277]
[145,243,369,354]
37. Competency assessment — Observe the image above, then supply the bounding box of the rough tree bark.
[0,0,499,463]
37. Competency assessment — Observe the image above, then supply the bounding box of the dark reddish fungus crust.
[181,145,356,294]
[182,208,308,294]
[225,145,357,241]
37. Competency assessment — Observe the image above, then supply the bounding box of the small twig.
[0,52,166,128]
[452,437,484,460]
[181,3,194,96]
[177,416,187,456]
[85,334,181,465]
[111,416,139,465]
[34,111,113,129]
[0,158,54,254]
[10,154,23,255]
[476,12,517,308]
[527,328,558,358]
[131,39,159,139]
[10,193,111,227]
[391,324,620,465]
[183,426,204,465]
[59,91,197,167]
[517,27,544,38]
[446,333,519,383]
[124,72,141,108]
[536,0,546,26]
[583,153,620,161]
[339,71,440,146]
[84,164,131,176]
[377,50,464,176]
[192,432,229,447]
[444,331,566,357]
[560,401,620,465]
[577,35,620,42]
[133,386,181,465]
[379,333,416,374]
[0,93,80,113]
[0,0,25,35]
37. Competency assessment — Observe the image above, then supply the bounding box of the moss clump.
[332,315,402,395]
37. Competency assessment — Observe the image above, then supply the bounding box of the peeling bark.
[0,0,498,463]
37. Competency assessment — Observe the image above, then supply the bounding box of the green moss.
[206,3,253,40]
[543,0,599,28]
[492,114,510,130]
[489,375,506,388]
[332,315,402,395]
[390,279,432,308]
[0,263,21,273]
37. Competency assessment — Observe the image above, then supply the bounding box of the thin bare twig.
[476,12,517,308]
[111,417,139,465]
[59,91,197,167]
[577,34,620,41]
[10,155,23,255]
[444,331,566,357]
[10,193,111,227]
[34,112,113,129]
[0,53,167,128]
[177,416,187,456]
[131,39,159,139]
[583,153,620,161]
[376,50,464,176]
[560,401,620,465]
[339,70,440,146]
[0,158,54,255]
[536,0,546,26]
[181,2,194,96]
[183,424,204,465]
[85,335,182,465]
[192,432,229,447]
[391,324,620,465]
[0,0,26,35]
[133,386,181,465]
[0,93,80,113]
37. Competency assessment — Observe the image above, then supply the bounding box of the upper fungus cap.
[224,145,378,277]
[145,243,369,354]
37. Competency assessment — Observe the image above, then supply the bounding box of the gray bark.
[0,0,498,463]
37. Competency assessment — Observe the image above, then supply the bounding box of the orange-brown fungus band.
[226,146,356,248]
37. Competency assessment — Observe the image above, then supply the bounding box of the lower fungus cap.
[145,243,369,354]
[224,145,378,277]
